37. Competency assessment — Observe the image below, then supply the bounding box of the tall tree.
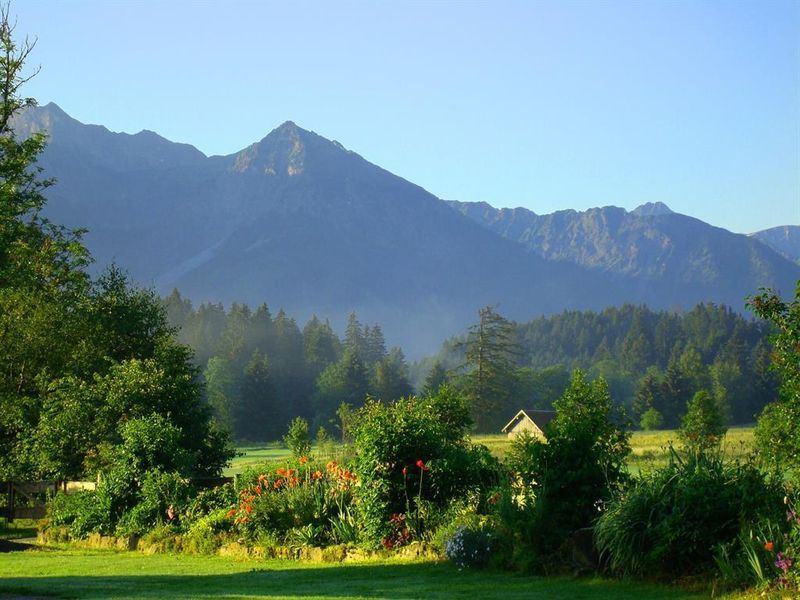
[460,305,520,431]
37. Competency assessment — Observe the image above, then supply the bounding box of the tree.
[0,10,233,479]
[236,350,276,441]
[460,305,520,431]
[203,357,238,433]
[639,407,664,431]
[283,416,311,458]
[0,6,88,293]
[679,390,726,451]
[371,347,412,402]
[421,361,449,396]
[747,282,800,476]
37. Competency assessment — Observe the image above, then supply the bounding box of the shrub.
[595,448,784,579]
[352,386,500,546]
[501,370,630,570]
[115,470,194,537]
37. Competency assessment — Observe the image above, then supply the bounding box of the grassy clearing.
[224,445,292,476]
[225,428,756,476]
[0,547,712,600]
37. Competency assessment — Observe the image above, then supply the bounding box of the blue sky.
[13,0,800,234]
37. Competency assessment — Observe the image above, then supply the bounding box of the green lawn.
[0,547,713,600]
[224,445,292,476]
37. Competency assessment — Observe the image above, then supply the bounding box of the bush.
[352,386,500,546]
[501,370,630,570]
[115,470,194,537]
[595,448,784,579]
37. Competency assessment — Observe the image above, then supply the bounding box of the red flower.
[416,459,429,471]
[765,541,775,552]
[254,486,262,495]
[402,467,408,476]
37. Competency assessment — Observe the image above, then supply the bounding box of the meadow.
[226,428,756,475]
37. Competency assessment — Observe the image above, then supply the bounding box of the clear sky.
[12,0,800,234]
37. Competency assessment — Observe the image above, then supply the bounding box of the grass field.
[0,547,716,600]
[225,428,756,476]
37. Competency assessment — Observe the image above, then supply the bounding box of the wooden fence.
[1,477,233,523]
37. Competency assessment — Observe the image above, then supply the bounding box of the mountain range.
[15,103,800,356]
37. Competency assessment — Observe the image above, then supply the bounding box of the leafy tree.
[0,8,88,294]
[747,282,800,477]
[639,407,664,431]
[283,416,311,458]
[679,390,726,451]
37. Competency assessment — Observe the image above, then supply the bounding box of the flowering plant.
[227,457,357,543]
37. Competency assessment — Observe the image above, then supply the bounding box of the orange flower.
[226,509,236,518]
[255,486,262,495]
[765,541,774,552]
[327,460,338,473]
[276,467,287,477]
[299,456,309,465]
[274,478,284,489]
[244,504,253,514]
[312,470,323,481]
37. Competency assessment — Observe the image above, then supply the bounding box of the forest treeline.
[163,291,413,442]
[421,303,778,430]
[164,292,777,439]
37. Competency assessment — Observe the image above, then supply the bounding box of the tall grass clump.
[595,447,783,580]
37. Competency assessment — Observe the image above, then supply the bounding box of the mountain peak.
[230,121,356,177]
[631,201,673,217]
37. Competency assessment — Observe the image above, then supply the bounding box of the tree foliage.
[748,282,800,477]
[0,10,232,480]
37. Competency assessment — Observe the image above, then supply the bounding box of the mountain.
[15,103,800,355]
[18,103,629,355]
[751,226,800,264]
[449,200,799,312]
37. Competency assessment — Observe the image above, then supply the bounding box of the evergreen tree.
[372,347,412,401]
[421,361,449,396]
[236,349,275,441]
[460,305,520,431]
